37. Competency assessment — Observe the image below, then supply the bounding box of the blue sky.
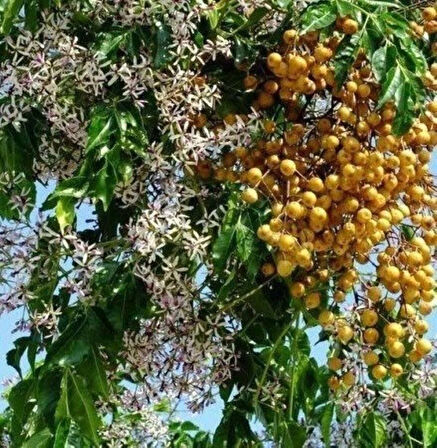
[0,157,436,433]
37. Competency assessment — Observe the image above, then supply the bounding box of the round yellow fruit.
[416,338,433,356]
[390,363,403,378]
[328,356,342,371]
[363,351,379,366]
[241,188,258,204]
[372,364,387,380]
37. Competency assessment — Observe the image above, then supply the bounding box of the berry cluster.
[201,17,436,388]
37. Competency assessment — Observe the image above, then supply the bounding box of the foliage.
[0,0,435,447]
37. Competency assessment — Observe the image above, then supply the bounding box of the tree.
[0,0,436,446]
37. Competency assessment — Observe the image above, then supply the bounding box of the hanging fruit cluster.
[199,12,437,389]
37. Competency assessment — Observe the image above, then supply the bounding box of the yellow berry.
[241,188,258,204]
[372,364,387,380]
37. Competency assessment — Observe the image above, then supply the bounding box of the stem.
[219,275,276,314]
[288,311,301,420]
[395,409,414,448]
[254,322,292,403]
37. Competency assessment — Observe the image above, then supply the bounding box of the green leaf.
[96,31,128,58]
[1,0,24,34]
[8,378,35,426]
[282,421,306,448]
[371,45,396,83]
[398,39,427,75]
[56,197,75,233]
[218,269,237,301]
[6,336,30,377]
[421,407,437,447]
[22,428,52,448]
[43,176,88,210]
[53,420,71,448]
[77,347,109,399]
[359,413,386,448]
[377,65,403,108]
[50,177,89,200]
[92,161,117,211]
[235,222,254,263]
[300,1,337,32]
[392,82,414,135]
[56,370,101,445]
[154,23,172,68]
[0,128,34,175]
[37,370,63,428]
[335,0,356,16]
[334,33,361,87]
[238,7,269,31]
[213,226,236,272]
[53,420,87,447]
[321,403,334,447]
[24,0,38,31]
[45,317,90,368]
[86,108,114,152]
[246,289,277,319]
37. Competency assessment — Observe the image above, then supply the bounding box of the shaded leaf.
[300,1,337,32]
[334,33,361,87]
[154,23,172,68]
[213,226,236,272]
[392,82,414,135]
[235,222,254,263]
[359,413,386,448]
[56,370,101,445]
[92,161,117,211]
[321,403,334,447]
[238,7,269,31]
[77,347,109,399]
[377,65,403,108]
[22,428,52,448]
[45,317,90,368]
[371,45,396,83]
[86,108,114,152]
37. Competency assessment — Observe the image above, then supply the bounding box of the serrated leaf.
[420,407,437,447]
[300,1,337,32]
[392,82,414,135]
[377,65,403,108]
[283,421,306,448]
[218,268,237,301]
[334,33,361,87]
[45,317,90,368]
[96,31,128,58]
[235,222,254,263]
[398,39,427,75]
[371,45,396,83]
[8,378,35,426]
[246,289,276,318]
